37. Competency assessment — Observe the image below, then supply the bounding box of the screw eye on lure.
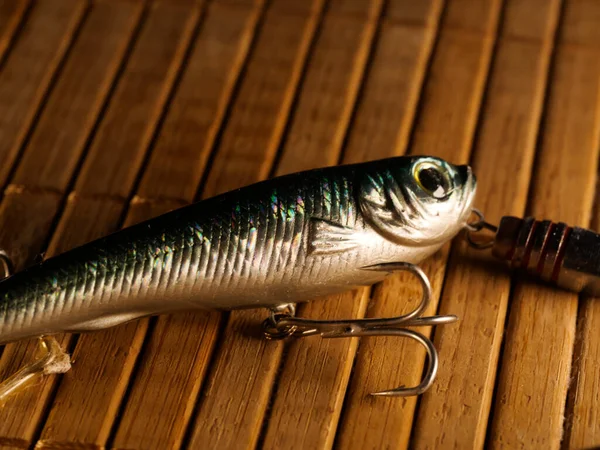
[0,155,594,403]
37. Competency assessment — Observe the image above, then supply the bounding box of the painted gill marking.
[274,194,295,274]
[180,227,195,299]
[193,223,208,293]
[228,203,244,291]
[242,203,260,289]
[173,231,189,292]
[281,190,306,285]
[204,217,222,290]
[400,182,426,221]
[267,191,285,277]
[212,216,231,290]
[259,194,276,285]
[320,177,333,280]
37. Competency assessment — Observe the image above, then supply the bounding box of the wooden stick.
[0,1,146,445]
[31,3,203,447]
[412,1,562,447]
[489,0,600,446]
[188,3,387,449]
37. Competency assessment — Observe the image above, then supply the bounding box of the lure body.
[0,156,476,344]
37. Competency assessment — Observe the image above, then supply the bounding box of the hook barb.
[263,261,457,397]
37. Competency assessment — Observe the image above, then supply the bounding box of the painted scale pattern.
[0,164,366,343]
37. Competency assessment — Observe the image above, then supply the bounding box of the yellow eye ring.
[413,162,452,199]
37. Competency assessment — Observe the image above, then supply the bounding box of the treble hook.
[263,262,458,396]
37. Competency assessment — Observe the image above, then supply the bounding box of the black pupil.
[419,167,446,196]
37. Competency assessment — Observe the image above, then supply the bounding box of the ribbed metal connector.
[492,216,600,295]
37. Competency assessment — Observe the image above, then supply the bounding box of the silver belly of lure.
[0,155,596,403]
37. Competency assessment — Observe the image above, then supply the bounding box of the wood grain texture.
[136,1,263,202]
[12,0,144,192]
[326,0,382,18]
[32,4,264,449]
[31,5,201,448]
[562,22,600,448]
[113,4,326,448]
[409,0,502,162]
[386,0,443,26]
[0,0,87,188]
[566,39,600,434]
[341,2,443,166]
[108,6,268,448]
[75,1,200,198]
[0,2,147,445]
[264,290,371,450]
[262,3,444,450]
[200,4,324,199]
[337,1,505,449]
[566,269,600,448]
[0,191,111,447]
[276,9,382,174]
[0,0,30,65]
[412,1,562,448]
[489,0,600,445]
[0,187,60,280]
[187,3,383,449]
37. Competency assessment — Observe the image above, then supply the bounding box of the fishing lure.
[0,155,595,402]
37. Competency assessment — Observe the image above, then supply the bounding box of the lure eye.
[414,162,452,199]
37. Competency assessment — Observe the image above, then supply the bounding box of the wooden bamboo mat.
[0,0,598,448]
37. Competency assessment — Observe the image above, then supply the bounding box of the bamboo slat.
[276,5,383,174]
[0,0,30,64]
[0,188,60,274]
[37,3,265,448]
[75,1,200,199]
[261,3,444,450]
[187,3,384,449]
[33,3,201,447]
[412,0,562,448]
[199,4,323,198]
[0,2,145,445]
[341,1,442,166]
[0,0,86,188]
[567,243,600,448]
[562,2,600,446]
[112,4,326,447]
[489,0,600,446]
[336,1,503,449]
[12,0,144,191]
[134,2,262,202]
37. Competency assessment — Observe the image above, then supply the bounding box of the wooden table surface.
[0,0,598,448]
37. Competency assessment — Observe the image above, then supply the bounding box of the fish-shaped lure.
[0,156,476,344]
[0,155,477,399]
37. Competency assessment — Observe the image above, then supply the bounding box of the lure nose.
[457,164,475,185]
[457,164,473,182]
